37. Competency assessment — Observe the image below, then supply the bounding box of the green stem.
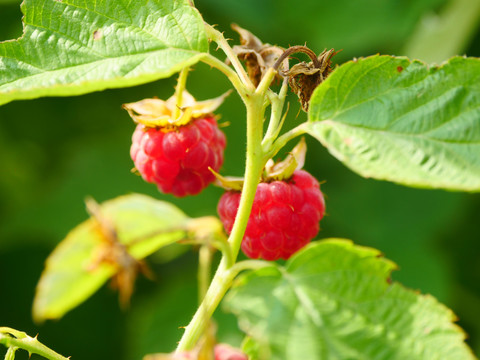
[228,96,266,259]
[176,91,268,352]
[198,245,212,304]
[174,67,190,119]
[229,259,272,275]
[5,347,17,360]
[0,329,69,360]
[205,24,254,91]
[268,123,309,160]
[262,78,289,150]
[201,54,248,101]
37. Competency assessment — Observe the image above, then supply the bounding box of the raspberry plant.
[1,0,480,359]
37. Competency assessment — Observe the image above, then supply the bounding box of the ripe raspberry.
[214,344,248,360]
[217,170,325,260]
[172,344,247,360]
[130,116,226,197]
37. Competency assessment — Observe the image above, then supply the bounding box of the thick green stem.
[228,96,266,259]
[176,92,267,352]
[0,329,69,360]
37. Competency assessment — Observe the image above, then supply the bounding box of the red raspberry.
[217,170,325,260]
[172,344,247,360]
[130,116,226,197]
[214,344,248,360]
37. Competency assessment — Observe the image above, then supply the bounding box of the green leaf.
[224,239,475,360]
[33,194,189,323]
[0,0,208,106]
[307,55,480,192]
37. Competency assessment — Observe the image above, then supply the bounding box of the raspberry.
[214,344,248,360]
[172,344,247,360]
[131,116,226,197]
[218,170,325,260]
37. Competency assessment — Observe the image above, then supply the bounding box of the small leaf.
[224,239,475,360]
[0,0,208,106]
[307,55,480,192]
[33,194,189,323]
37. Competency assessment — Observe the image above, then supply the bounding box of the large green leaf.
[33,194,189,323]
[0,0,208,106]
[307,55,480,192]
[224,239,475,360]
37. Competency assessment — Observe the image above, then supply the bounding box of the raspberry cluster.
[131,116,226,197]
[218,170,325,260]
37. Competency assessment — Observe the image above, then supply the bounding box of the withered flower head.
[231,23,286,87]
[281,47,337,112]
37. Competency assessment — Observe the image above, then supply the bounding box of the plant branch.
[176,90,268,352]
[205,24,254,91]
[268,122,309,160]
[262,77,289,150]
[0,328,69,360]
[200,54,249,101]
[229,259,272,277]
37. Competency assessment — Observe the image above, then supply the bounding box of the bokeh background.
[1,0,480,358]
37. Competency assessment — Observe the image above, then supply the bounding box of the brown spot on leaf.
[93,30,102,40]
[397,66,403,72]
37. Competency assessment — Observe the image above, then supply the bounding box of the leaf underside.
[307,55,480,192]
[225,239,475,360]
[33,194,188,323]
[0,0,208,106]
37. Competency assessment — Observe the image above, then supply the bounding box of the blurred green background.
[1,0,480,358]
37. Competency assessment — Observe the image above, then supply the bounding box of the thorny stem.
[176,25,307,354]
[176,85,269,353]
[0,328,69,360]
[204,24,254,91]
[273,45,320,71]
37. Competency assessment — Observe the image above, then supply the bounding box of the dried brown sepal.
[284,48,337,112]
[212,138,307,191]
[123,90,230,129]
[264,137,307,181]
[210,167,244,191]
[231,23,286,87]
[85,197,153,308]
